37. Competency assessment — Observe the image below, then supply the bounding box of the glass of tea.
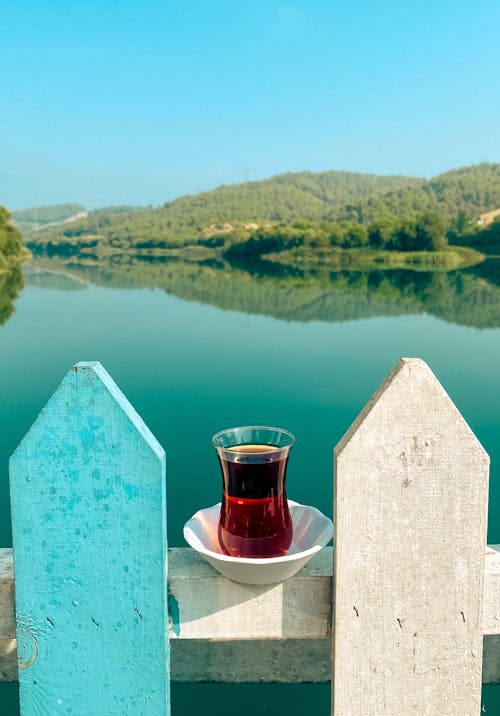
[212,426,295,558]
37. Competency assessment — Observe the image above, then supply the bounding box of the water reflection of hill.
[23,267,88,291]
[0,267,24,325]
[22,254,500,328]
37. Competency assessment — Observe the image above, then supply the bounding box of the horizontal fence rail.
[1,357,497,715]
[1,546,500,683]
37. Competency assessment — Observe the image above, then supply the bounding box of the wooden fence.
[0,358,499,714]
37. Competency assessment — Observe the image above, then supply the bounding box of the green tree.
[415,212,448,251]
[367,216,398,249]
[341,223,368,248]
[451,210,472,236]
[388,217,418,251]
[0,206,25,264]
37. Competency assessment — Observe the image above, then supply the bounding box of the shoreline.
[23,243,485,271]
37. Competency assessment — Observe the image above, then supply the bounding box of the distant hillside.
[19,163,500,256]
[344,163,500,223]
[13,203,86,227]
[453,215,500,254]
[478,208,500,227]
[160,170,424,224]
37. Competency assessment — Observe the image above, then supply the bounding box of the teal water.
[1,256,499,713]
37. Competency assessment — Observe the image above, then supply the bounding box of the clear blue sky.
[1,0,499,209]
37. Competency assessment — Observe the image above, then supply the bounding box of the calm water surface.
[1,257,499,713]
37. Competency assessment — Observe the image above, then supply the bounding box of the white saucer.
[183,500,333,585]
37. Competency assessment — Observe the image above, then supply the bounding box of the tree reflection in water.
[0,267,23,326]
[18,252,500,330]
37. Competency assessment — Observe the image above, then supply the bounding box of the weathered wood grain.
[333,358,490,715]
[1,547,499,682]
[0,548,16,681]
[9,362,169,715]
[485,545,500,636]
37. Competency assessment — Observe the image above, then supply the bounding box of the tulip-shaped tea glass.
[213,426,295,558]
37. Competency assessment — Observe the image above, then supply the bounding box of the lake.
[1,254,499,713]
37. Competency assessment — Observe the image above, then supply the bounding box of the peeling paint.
[17,625,38,670]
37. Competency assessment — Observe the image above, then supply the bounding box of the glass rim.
[212,425,295,452]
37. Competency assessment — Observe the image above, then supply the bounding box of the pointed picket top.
[336,357,488,459]
[12,361,165,463]
[10,361,169,715]
[333,357,489,716]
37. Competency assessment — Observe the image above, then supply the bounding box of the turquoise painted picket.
[9,362,170,715]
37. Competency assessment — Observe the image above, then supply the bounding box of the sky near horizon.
[1,0,499,210]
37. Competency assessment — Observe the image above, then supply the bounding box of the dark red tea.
[217,444,292,558]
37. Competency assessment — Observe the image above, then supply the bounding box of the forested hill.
[159,170,424,224]
[19,163,500,252]
[13,203,86,225]
[0,206,29,270]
